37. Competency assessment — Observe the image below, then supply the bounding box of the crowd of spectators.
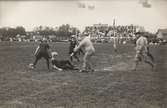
[82,24,141,44]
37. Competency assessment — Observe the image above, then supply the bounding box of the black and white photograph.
[0,0,167,108]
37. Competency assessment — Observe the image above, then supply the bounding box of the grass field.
[0,42,166,108]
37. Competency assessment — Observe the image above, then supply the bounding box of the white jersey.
[75,36,95,52]
[136,36,148,52]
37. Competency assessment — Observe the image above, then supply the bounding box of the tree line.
[0,24,80,41]
[0,26,26,41]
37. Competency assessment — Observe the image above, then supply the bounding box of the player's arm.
[71,40,84,56]
[34,45,40,56]
[134,39,139,50]
[144,38,149,53]
[53,65,62,71]
[74,39,85,52]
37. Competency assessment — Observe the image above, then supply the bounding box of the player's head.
[136,32,149,39]
[71,35,77,41]
[135,27,146,37]
[51,52,58,59]
[135,32,144,38]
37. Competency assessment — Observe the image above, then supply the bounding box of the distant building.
[93,23,108,28]
[157,29,167,40]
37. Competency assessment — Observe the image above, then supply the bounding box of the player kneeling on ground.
[29,38,51,70]
[133,32,155,71]
[51,52,79,71]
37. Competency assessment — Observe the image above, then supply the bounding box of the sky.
[0,0,167,33]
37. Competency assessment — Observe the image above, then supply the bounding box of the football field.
[0,42,166,108]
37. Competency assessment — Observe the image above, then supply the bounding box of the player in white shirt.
[133,32,155,71]
[113,36,118,52]
[71,33,95,72]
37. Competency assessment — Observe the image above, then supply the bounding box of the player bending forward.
[51,52,79,71]
[29,38,51,70]
[133,32,155,71]
[71,33,95,72]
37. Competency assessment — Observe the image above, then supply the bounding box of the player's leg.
[147,47,155,62]
[43,54,50,70]
[80,52,88,72]
[31,54,42,68]
[63,60,74,70]
[51,60,63,71]
[51,60,55,69]
[133,60,139,71]
[86,51,94,72]
[147,52,155,71]
[46,58,50,70]
[73,52,80,62]
[66,60,74,67]
[143,53,155,70]
[147,52,155,63]
[132,51,141,70]
[79,48,84,55]
[80,51,94,72]
[66,60,79,70]
[144,60,154,69]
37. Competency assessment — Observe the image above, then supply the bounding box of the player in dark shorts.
[29,38,51,70]
[51,52,79,71]
[69,35,84,62]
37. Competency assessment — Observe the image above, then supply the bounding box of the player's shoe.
[29,63,35,69]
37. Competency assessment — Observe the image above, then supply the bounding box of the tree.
[56,24,80,40]
[56,24,71,40]
[7,28,18,40]
[16,26,26,35]
[33,26,55,37]
[0,28,7,40]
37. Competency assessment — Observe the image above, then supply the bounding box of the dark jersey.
[35,42,50,57]
[69,40,77,54]
[39,42,50,53]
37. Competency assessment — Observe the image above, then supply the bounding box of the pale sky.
[0,0,167,33]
